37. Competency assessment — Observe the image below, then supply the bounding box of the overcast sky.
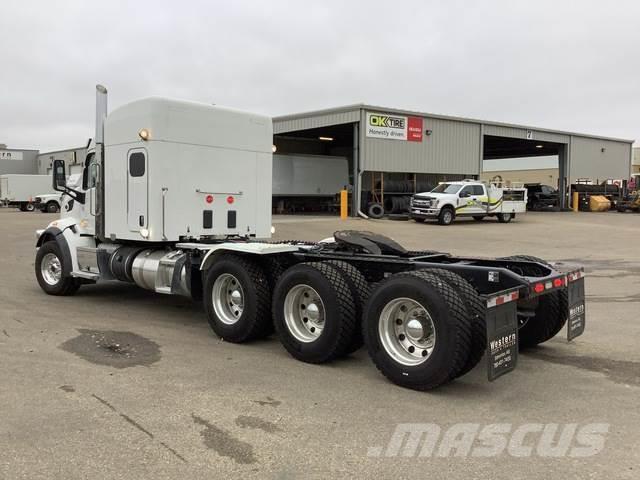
[1,0,639,152]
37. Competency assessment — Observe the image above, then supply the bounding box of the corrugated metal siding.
[569,136,632,181]
[362,116,480,174]
[274,110,360,134]
[0,150,39,175]
[484,125,570,144]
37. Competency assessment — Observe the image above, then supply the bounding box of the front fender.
[35,227,73,277]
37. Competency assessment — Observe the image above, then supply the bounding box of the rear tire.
[518,292,568,348]
[417,268,486,377]
[438,207,455,225]
[204,254,272,343]
[35,241,80,296]
[497,213,513,223]
[25,203,35,212]
[498,255,568,348]
[325,260,371,354]
[273,262,357,363]
[363,271,472,390]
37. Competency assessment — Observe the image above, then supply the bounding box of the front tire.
[204,254,272,343]
[438,207,455,225]
[46,202,60,213]
[35,241,80,295]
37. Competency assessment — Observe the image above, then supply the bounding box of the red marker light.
[206,195,214,204]
[227,196,234,204]
[553,278,563,288]
[533,283,545,294]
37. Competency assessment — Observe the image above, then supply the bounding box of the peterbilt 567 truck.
[34,86,586,391]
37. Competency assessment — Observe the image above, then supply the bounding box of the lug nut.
[398,334,406,341]
[395,318,402,325]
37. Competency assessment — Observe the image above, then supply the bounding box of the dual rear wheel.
[204,255,486,390]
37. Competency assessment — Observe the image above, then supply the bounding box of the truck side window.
[129,152,145,177]
[472,185,485,195]
[460,186,473,196]
[82,152,96,190]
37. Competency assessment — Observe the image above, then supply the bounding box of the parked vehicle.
[525,183,558,210]
[34,86,586,391]
[616,192,640,213]
[34,193,63,213]
[410,180,527,225]
[0,174,55,211]
[33,174,81,213]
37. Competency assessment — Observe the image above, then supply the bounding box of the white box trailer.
[272,154,348,196]
[0,174,55,211]
[33,86,587,392]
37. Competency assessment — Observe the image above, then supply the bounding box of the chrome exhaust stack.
[95,84,108,144]
[95,84,108,241]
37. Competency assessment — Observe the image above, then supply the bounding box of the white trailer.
[273,154,348,196]
[33,86,586,391]
[272,153,348,213]
[0,174,55,211]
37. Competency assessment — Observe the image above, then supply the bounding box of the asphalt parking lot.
[1,208,638,479]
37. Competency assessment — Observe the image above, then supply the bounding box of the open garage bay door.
[482,134,569,210]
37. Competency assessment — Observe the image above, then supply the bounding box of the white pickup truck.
[409,180,527,225]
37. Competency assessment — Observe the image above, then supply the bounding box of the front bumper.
[409,208,439,219]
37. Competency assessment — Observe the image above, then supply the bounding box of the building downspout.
[353,121,368,218]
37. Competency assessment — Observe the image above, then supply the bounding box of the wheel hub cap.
[283,284,325,343]
[41,253,62,286]
[212,273,245,325]
[378,298,436,366]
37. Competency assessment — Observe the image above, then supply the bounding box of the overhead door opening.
[272,123,354,215]
[482,135,568,210]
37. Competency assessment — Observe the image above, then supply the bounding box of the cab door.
[127,149,148,230]
[458,185,485,214]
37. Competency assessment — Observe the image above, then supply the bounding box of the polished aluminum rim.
[212,273,245,325]
[41,253,62,286]
[283,284,325,343]
[378,297,436,366]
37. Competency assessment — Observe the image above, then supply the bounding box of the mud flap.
[486,300,518,381]
[567,277,586,341]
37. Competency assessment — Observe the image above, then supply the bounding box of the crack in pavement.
[91,394,187,463]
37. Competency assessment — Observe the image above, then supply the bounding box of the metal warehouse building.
[273,105,634,214]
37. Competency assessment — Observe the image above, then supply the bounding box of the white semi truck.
[0,174,55,211]
[34,86,587,391]
[410,180,528,225]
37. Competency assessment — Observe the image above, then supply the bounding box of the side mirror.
[53,159,67,190]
